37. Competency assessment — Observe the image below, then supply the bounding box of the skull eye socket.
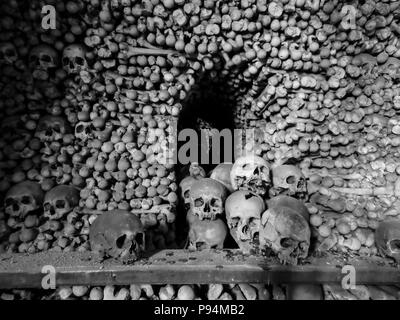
[5,49,15,56]
[230,217,240,227]
[5,198,14,207]
[389,239,400,252]
[62,57,70,66]
[280,238,294,248]
[76,124,84,133]
[53,125,61,133]
[194,198,204,207]
[44,203,51,211]
[75,57,85,66]
[41,54,52,62]
[286,175,296,184]
[116,234,127,249]
[210,198,220,207]
[55,200,65,209]
[21,196,31,205]
[183,190,190,199]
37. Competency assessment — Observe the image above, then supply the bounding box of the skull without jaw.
[375,219,400,263]
[260,205,310,265]
[35,115,71,142]
[189,178,228,221]
[89,210,145,263]
[29,44,59,80]
[4,181,44,219]
[270,165,307,199]
[62,44,88,75]
[225,190,265,254]
[75,121,94,142]
[188,215,227,250]
[43,185,80,220]
[0,42,18,65]
[230,155,271,197]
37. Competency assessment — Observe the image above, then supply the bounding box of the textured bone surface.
[89,210,145,263]
[375,219,400,263]
[43,185,80,220]
[230,155,271,196]
[189,178,228,221]
[4,182,44,219]
[188,215,227,250]
[260,205,311,265]
[225,190,265,253]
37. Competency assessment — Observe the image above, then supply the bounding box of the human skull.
[35,116,71,142]
[260,206,310,265]
[230,155,271,196]
[375,219,400,263]
[364,114,388,136]
[188,215,227,250]
[89,210,145,263]
[0,42,18,65]
[179,176,199,211]
[270,165,307,199]
[29,44,59,80]
[43,185,80,220]
[4,181,44,218]
[189,178,228,220]
[225,190,265,253]
[210,163,234,193]
[75,121,94,142]
[381,57,400,79]
[62,44,88,74]
[267,195,310,221]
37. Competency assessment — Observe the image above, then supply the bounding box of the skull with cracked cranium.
[225,190,265,253]
[230,155,271,197]
[270,165,307,199]
[189,178,228,221]
[35,115,71,142]
[29,44,59,80]
[62,44,88,75]
[375,219,400,263]
[179,175,200,212]
[43,185,80,220]
[260,201,311,265]
[188,215,227,250]
[89,210,145,263]
[4,181,44,219]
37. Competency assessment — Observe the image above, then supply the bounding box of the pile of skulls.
[179,156,311,265]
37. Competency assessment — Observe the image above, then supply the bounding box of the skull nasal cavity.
[286,175,296,184]
[389,239,400,251]
[116,234,127,249]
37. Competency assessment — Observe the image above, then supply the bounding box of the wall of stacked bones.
[1,0,400,299]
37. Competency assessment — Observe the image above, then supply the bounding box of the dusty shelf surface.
[0,250,398,289]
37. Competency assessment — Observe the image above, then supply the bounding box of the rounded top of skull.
[210,163,234,192]
[225,190,265,219]
[44,185,79,204]
[267,195,310,221]
[5,181,44,204]
[179,176,198,197]
[63,44,86,57]
[190,178,228,202]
